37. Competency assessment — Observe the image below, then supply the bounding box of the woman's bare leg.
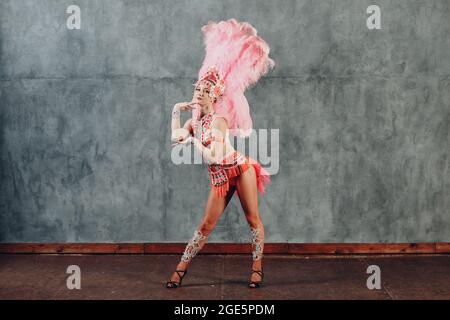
[167,185,236,284]
[236,165,265,283]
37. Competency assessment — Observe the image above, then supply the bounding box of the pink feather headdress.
[193,18,275,137]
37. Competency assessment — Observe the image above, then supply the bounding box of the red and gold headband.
[194,66,226,101]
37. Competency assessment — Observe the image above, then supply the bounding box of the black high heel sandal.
[165,269,187,288]
[248,268,264,288]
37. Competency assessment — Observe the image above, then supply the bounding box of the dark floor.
[0,253,449,299]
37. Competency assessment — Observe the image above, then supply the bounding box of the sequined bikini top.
[191,112,226,147]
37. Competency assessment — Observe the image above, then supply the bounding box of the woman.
[166,19,274,289]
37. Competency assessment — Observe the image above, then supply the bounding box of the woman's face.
[193,80,215,111]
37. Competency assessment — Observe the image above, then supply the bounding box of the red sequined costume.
[168,19,274,275]
[190,112,270,198]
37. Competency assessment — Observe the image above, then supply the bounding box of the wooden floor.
[0,253,449,300]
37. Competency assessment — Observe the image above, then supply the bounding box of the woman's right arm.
[171,104,182,131]
[171,102,195,142]
[171,102,196,131]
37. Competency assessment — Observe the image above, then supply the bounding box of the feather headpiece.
[193,18,275,137]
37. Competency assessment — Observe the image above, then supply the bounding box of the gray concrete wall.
[1,0,449,243]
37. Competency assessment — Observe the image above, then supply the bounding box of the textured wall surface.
[0,0,449,243]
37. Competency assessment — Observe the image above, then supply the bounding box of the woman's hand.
[178,136,193,145]
[174,101,198,112]
[171,136,193,147]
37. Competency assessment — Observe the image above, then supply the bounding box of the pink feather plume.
[194,18,275,137]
